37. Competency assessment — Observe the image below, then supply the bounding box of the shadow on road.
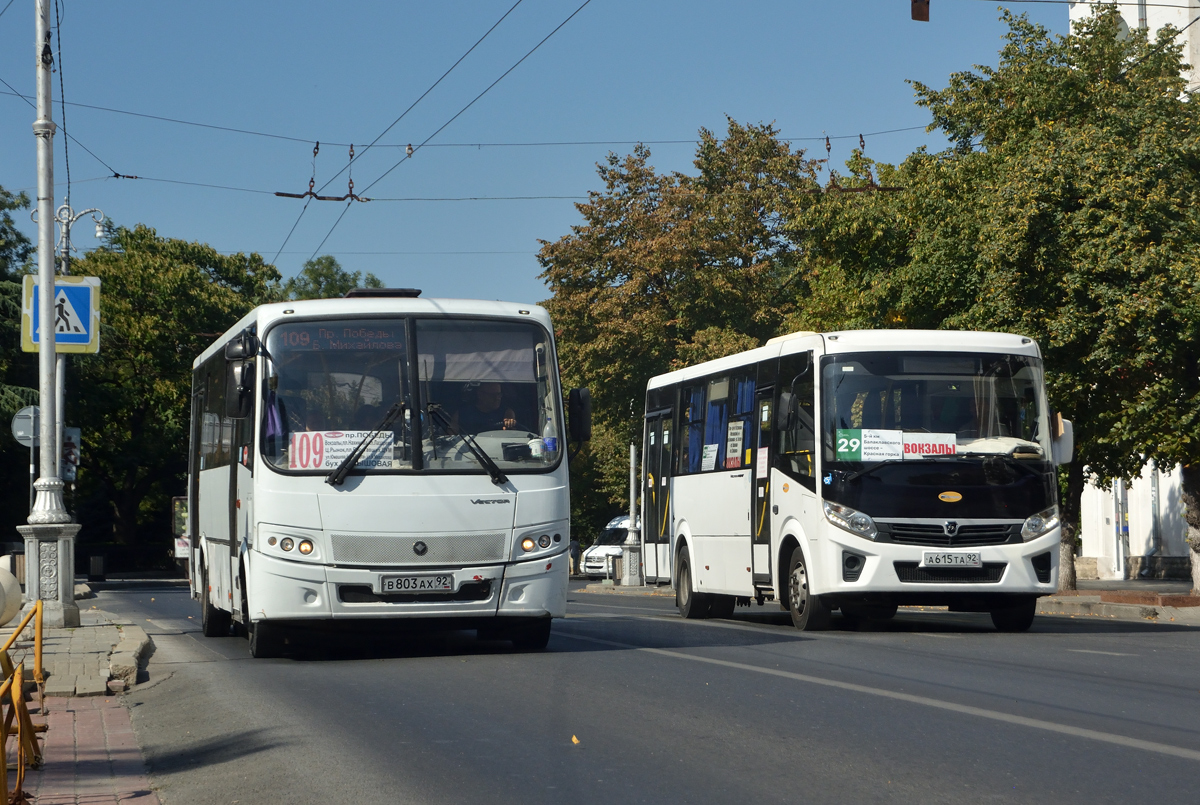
[141,729,291,774]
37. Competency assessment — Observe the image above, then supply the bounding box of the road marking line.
[555,630,1200,762]
[1067,649,1137,657]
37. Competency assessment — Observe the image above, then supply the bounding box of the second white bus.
[642,330,1073,631]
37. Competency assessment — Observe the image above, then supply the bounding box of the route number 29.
[837,436,861,453]
[290,432,325,469]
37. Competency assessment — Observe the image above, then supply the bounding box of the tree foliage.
[284,255,382,300]
[0,184,36,543]
[539,120,820,531]
[791,9,1200,556]
[69,225,281,545]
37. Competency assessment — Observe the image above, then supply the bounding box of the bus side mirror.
[1052,416,1073,465]
[568,388,592,442]
[225,330,259,360]
[226,360,254,419]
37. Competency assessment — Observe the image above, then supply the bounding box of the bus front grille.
[893,561,1007,584]
[879,522,1019,547]
[330,532,508,566]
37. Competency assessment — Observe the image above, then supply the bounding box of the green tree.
[0,185,36,542]
[790,9,1200,588]
[539,120,820,532]
[69,225,281,546]
[283,255,382,300]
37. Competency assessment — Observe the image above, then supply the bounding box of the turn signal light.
[280,538,294,552]
[298,540,314,555]
[521,537,536,552]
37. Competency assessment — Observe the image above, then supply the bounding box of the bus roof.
[193,297,552,368]
[646,329,1041,390]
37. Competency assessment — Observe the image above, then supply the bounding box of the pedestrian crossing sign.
[21,275,101,354]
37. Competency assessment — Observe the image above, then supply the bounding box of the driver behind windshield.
[452,382,517,434]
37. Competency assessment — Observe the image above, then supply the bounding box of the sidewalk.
[0,601,159,804]
[1039,578,1200,625]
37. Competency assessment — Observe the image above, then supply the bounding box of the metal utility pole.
[621,441,642,586]
[18,0,80,628]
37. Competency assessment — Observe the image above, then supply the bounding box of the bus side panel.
[198,466,233,613]
[231,460,253,621]
[770,466,823,595]
[673,472,753,595]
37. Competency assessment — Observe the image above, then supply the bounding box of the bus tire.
[709,594,736,619]
[200,563,231,638]
[676,547,710,619]
[787,546,830,631]
[990,597,1036,632]
[510,619,552,651]
[248,621,283,658]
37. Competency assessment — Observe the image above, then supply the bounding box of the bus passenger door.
[750,390,774,586]
[643,411,673,583]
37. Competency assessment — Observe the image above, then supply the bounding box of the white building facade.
[1069,1,1200,92]
[1069,2,1197,579]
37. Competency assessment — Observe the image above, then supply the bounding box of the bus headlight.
[298,540,314,555]
[823,501,877,540]
[1021,505,1059,541]
[522,537,536,552]
[280,538,294,552]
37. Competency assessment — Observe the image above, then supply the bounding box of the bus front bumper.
[245,550,568,622]
[814,527,1060,602]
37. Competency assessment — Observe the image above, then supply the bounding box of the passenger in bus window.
[453,382,517,433]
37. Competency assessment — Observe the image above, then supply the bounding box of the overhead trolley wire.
[307,0,595,260]
[272,0,527,264]
[0,74,120,177]
[0,89,929,150]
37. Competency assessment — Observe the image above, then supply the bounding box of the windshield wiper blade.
[426,404,508,486]
[325,402,405,486]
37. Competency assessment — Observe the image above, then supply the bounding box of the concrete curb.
[109,624,152,687]
[580,583,676,597]
[1039,595,1200,626]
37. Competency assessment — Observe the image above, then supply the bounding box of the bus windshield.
[260,317,562,474]
[821,351,1051,464]
[819,351,1055,518]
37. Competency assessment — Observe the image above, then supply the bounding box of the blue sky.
[0,1,1068,306]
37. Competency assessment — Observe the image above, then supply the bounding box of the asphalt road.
[94,581,1200,805]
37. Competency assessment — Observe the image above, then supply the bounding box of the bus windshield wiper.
[426,404,508,486]
[325,402,406,487]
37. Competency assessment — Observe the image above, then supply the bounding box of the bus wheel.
[787,547,830,631]
[200,563,231,638]
[990,598,1036,632]
[248,621,283,658]
[709,594,736,619]
[510,619,552,651]
[676,548,710,619]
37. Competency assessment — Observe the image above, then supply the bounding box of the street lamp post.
[17,0,80,628]
[52,202,103,471]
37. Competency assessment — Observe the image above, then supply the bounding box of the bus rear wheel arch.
[200,559,231,638]
[676,546,711,619]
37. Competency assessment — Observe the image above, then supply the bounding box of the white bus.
[187,290,588,656]
[642,330,1073,632]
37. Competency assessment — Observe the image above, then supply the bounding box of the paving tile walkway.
[23,696,160,805]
